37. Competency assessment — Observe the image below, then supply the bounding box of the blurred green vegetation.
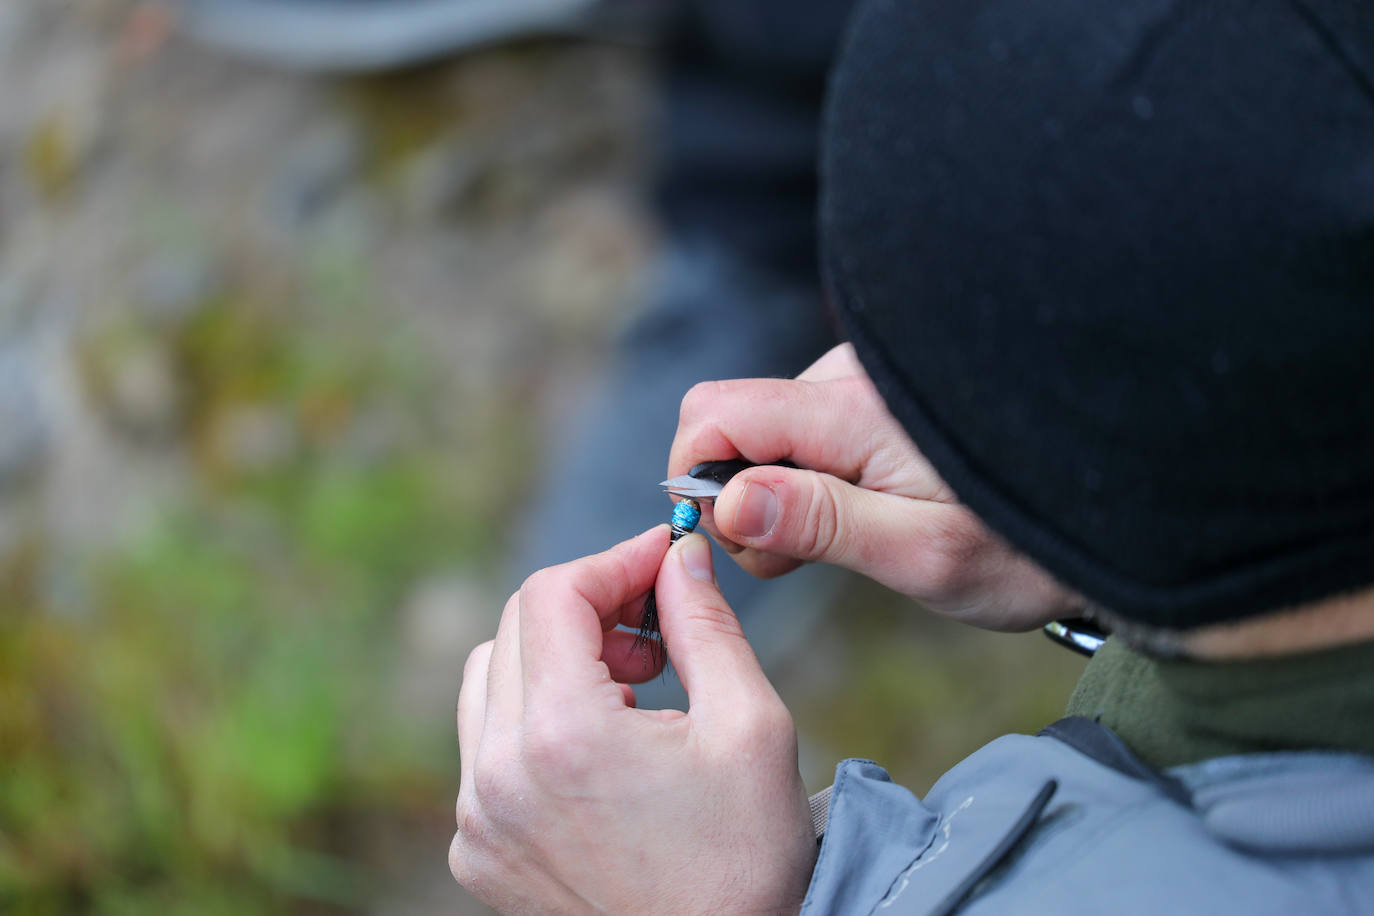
[2,291,524,913]
[2,26,646,912]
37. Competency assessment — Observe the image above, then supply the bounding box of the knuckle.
[519,566,552,595]
[462,641,494,681]
[519,564,574,604]
[794,479,848,562]
[679,379,727,425]
[736,699,798,757]
[681,600,748,646]
[449,825,501,894]
[521,713,595,780]
[836,371,887,421]
[468,736,527,815]
[448,832,472,883]
[453,793,486,841]
[451,795,498,885]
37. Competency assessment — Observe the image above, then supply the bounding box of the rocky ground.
[0,4,1084,913]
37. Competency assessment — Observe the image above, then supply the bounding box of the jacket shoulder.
[803,725,1374,915]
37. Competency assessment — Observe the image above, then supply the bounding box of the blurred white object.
[179,0,661,71]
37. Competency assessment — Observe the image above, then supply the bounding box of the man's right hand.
[668,343,1082,632]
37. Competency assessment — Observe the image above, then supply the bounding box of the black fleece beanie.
[821,0,1374,630]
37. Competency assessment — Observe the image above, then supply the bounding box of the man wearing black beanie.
[448,1,1374,912]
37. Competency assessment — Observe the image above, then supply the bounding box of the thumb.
[653,533,776,719]
[717,466,943,587]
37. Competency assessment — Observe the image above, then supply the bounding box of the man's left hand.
[449,527,817,915]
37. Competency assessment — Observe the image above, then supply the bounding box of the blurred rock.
[134,250,220,320]
[208,403,298,474]
[313,185,383,251]
[336,402,420,466]
[0,235,44,331]
[113,2,175,65]
[0,345,50,493]
[266,117,365,230]
[523,188,647,330]
[396,573,498,712]
[0,3,23,57]
[94,336,185,441]
[398,135,483,222]
[19,37,108,202]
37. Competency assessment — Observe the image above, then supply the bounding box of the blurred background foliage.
[0,2,1084,913]
[5,297,506,912]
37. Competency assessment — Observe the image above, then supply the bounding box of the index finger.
[668,373,917,494]
[517,527,669,710]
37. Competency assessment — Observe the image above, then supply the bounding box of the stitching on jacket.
[870,794,976,912]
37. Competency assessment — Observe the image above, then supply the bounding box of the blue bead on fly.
[669,497,703,539]
[633,497,701,667]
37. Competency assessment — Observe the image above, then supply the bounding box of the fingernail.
[733,481,779,540]
[679,534,715,583]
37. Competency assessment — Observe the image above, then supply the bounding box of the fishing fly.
[633,459,794,667]
[632,496,701,667]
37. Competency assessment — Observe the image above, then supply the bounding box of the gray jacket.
[803,718,1374,915]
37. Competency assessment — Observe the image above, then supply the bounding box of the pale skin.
[450,342,1372,913]
[1182,586,1374,659]
[666,343,1082,632]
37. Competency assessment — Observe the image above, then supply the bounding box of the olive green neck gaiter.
[1065,636,1374,770]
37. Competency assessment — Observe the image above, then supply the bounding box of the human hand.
[449,528,817,915]
[668,343,1082,631]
